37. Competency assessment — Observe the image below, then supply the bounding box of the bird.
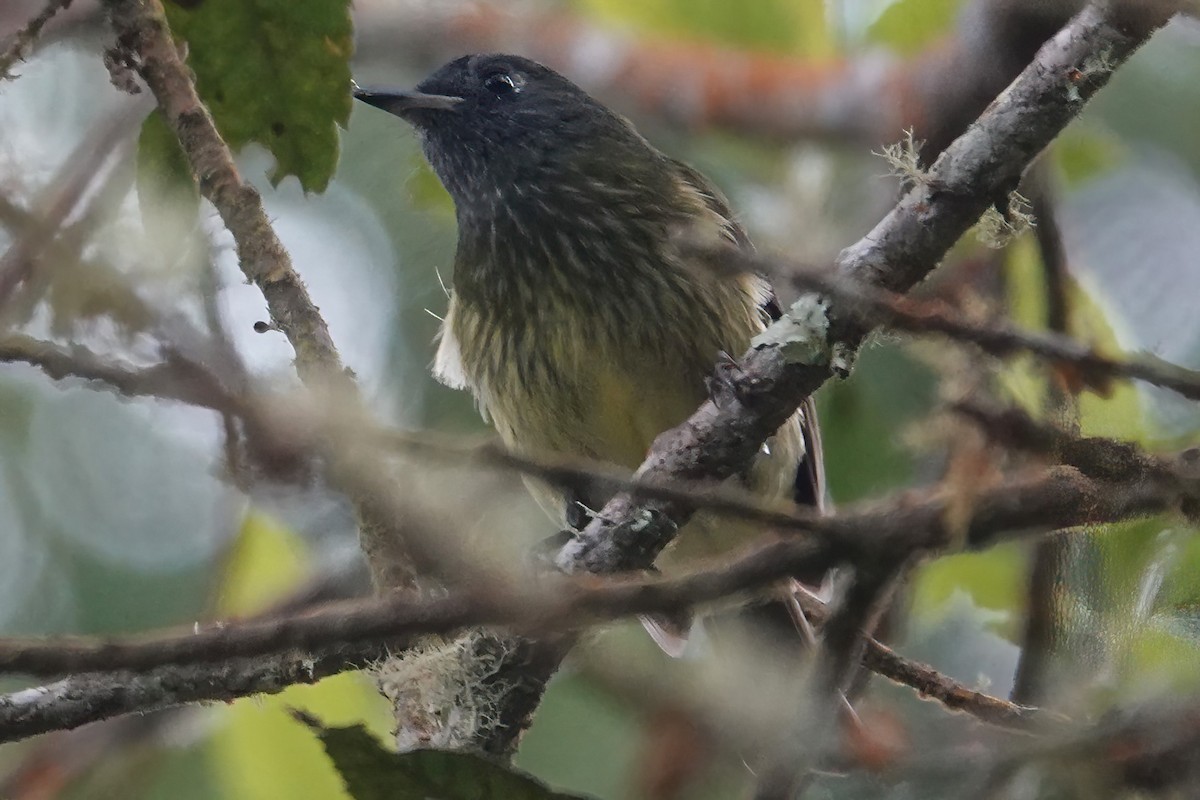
[354,54,825,655]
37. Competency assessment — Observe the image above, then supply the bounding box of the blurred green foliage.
[573,0,831,55]
[866,0,961,53]
[137,109,201,234]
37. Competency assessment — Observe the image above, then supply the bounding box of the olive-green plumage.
[355,54,823,650]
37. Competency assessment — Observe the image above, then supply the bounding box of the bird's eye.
[483,72,520,97]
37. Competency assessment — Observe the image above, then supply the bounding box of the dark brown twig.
[1010,170,1076,707]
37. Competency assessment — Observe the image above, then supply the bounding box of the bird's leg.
[525,491,592,574]
[564,492,595,532]
[706,350,746,410]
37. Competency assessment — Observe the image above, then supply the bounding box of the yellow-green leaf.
[208,509,393,800]
[217,509,310,616]
[211,674,394,800]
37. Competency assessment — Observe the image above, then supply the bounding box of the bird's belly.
[443,296,803,566]
[489,354,702,480]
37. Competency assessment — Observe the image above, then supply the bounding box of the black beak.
[352,83,463,117]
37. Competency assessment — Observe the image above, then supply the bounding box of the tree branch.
[1,443,1194,678]
[0,641,386,744]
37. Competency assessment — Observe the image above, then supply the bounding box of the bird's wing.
[667,157,754,250]
[670,157,827,513]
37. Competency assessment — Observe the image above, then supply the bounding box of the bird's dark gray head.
[354,54,673,219]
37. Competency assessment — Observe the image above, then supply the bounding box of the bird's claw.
[526,529,575,575]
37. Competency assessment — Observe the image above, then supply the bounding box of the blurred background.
[1,0,1199,797]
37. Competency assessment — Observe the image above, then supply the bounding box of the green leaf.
[866,0,962,55]
[163,0,353,192]
[136,109,200,235]
[300,717,594,800]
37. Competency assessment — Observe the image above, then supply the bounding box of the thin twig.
[786,587,1048,729]
[0,333,246,414]
[950,399,1176,484]
[0,0,74,80]
[864,638,1048,729]
[0,103,143,309]
[103,0,342,384]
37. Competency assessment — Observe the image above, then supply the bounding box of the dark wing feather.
[669,158,826,513]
